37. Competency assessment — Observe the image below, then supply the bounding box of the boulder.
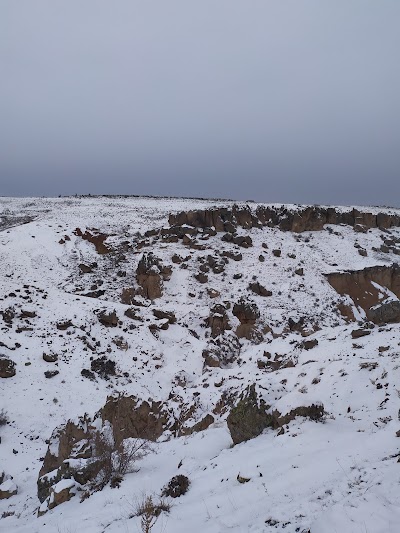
[98,310,118,327]
[351,329,371,339]
[227,385,325,445]
[367,300,400,325]
[248,282,272,297]
[91,356,116,379]
[43,352,58,363]
[227,385,274,445]
[0,356,16,378]
[38,479,79,516]
[0,479,18,499]
[152,309,177,324]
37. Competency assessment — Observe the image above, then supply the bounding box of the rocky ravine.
[1,197,400,533]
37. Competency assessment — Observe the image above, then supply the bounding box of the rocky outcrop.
[227,384,325,445]
[38,479,80,516]
[233,298,261,341]
[100,394,169,446]
[37,393,213,506]
[0,355,16,378]
[368,300,400,325]
[248,282,272,297]
[97,310,118,327]
[206,304,231,338]
[0,479,18,499]
[169,205,400,234]
[136,253,171,300]
[152,309,177,324]
[326,264,400,323]
[227,385,273,444]
[74,228,111,254]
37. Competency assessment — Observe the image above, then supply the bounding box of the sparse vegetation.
[134,494,171,533]
[89,430,152,492]
[162,475,190,498]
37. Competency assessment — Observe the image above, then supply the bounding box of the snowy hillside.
[1,196,400,533]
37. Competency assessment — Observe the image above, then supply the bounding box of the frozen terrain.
[1,196,400,533]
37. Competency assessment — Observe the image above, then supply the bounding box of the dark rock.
[81,369,96,380]
[153,310,177,324]
[171,254,182,264]
[0,480,18,500]
[326,264,400,318]
[74,228,111,254]
[257,353,295,371]
[232,235,253,248]
[56,320,73,331]
[367,300,400,325]
[0,356,16,378]
[44,370,59,379]
[98,310,118,327]
[222,251,243,261]
[300,339,318,350]
[248,282,272,297]
[1,307,15,325]
[91,356,116,379]
[43,352,58,363]
[121,287,137,305]
[195,272,208,284]
[124,308,143,321]
[20,309,36,318]
[351,329,371,339]
[227,384,325,445]
[79,263,94,274]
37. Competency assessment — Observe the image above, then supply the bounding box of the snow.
[0,480,17,493]
[1,196,400,532]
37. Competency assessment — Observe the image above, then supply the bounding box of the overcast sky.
[1,1,400,205]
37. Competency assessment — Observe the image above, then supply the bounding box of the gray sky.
[1,1,400,205]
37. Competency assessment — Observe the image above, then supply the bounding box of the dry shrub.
[135,494,171,533]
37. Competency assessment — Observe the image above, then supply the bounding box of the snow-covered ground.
[1,196,400,533]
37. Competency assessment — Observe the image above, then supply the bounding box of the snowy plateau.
[1,196,400,533]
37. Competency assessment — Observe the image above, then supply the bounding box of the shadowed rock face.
[326,264,400,323]
[169,205,400,234]
[100,394,168,446]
